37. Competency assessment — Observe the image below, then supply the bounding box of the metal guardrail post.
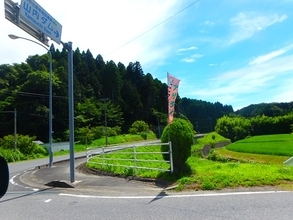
[134,145,137,176]
[169,141,174,173]
[102,146,105,165]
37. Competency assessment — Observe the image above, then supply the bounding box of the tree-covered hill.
[0,46,233,141]
[235,102,293,118]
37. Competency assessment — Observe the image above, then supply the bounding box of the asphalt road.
[1,187,293,220]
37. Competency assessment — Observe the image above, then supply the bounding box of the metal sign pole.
[64,41,75,183]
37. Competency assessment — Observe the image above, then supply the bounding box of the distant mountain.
[235,102,293,117]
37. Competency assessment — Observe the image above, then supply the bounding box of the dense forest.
[0,44,243,142]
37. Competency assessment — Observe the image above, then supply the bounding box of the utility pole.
[102,99,108,146]
[0,110,17,151]
[14,108,17,151]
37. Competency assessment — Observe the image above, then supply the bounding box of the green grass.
[226,134,293,156]
[240,134,293,142]
[86,145,169,178]
[216,147,290,164]
[86,132,293,191]
[192,132,230,151]
[182,157,293,190]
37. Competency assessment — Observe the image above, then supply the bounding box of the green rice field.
[226,134,293,156]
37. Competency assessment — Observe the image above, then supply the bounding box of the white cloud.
[249,44,293,65]
[181,54,203,63]
[1,0,183,68]
[228,13,288,44]
[177,46,198,52]
[183,52,293,107]
[202,20,215,26]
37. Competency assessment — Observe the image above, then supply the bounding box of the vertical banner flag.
[167,72,180,124]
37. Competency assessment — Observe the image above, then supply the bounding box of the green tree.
[215,115,251,142]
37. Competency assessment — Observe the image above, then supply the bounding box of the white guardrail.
[86,142,173,175]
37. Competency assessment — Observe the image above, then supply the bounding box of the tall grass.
[182,156,293,190]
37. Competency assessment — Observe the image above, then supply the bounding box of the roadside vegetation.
[87,130,293,191]
[0,135,48,162]
[0,120,157,162]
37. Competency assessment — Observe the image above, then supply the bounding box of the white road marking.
[44,199,52,203]
[59,190,290,199]
[10,172,39,192]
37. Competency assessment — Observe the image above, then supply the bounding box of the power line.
[105,0,200,57]
[0,90,67,99]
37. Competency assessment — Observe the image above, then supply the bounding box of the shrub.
[17,135,36,155]
[161,118,194,173]
[107,126,122,137]
[76,127,94,144]
[111,126,122,136]
[0,149,25,162]
[207,149,229,162]
[0,135,16,149]
[32,145,48,156]
[129,120,149,134]
[0,135,48,162]
[91,126,104,139]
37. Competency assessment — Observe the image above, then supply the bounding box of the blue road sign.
[19,0,62,44]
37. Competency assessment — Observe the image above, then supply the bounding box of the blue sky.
[1,0,293,110]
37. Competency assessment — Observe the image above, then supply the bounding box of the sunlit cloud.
[181,54,203,63]
[202,20,215,26]
[228,13,288,44]
[177,46,198,52]
[183,52,293,106]
[249,44,293,65]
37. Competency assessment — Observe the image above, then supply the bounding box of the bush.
[91,126,104,139]
[32,145,48,156]
[140,132,148,140]
[161,118,194,173]
[0,135,49,162]
[17,135,36,155]
[129,120,149,134]
[207,149,229,162]
[76,127,94,145]
[0,135,16,149]
[107,126,122,137]
[0,149,26,163]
